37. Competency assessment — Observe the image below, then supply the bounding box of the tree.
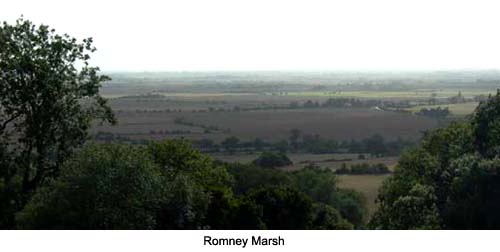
[252,152,292,168]
[16,144,164,229]
[0,18,114,228]
[148,139,233,229]
[331,188,367,228]
[312,203,353,230]
[291,165,338,204]
[416,107,450,119]
[472,90,500,158]
[248,186,314,229]
[252,138,264,151]
[370,91,500,229]
[362,134,387,156]
[221,136,240,153]
[227,163,293,195]
[291,165,367,228]
[370,183,440,229]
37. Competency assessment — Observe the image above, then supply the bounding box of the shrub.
[252,152,292,168]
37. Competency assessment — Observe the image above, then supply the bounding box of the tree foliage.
[16,144,164,229]
[0,17,114,228]
[370,90,500,229]
[252,151,292,168]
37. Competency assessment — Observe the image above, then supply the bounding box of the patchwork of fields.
[93,80,494,215]
[93,107,438,142]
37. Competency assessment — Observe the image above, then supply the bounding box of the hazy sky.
[2,0,500,71]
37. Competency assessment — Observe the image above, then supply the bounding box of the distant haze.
[3,0,500,72]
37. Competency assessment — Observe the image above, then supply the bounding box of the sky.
[2,0,500,72]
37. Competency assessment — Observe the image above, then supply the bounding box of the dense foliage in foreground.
[370,90,500,229]
[13,140,364,229]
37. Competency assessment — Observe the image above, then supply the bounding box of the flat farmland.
[286,88,497,99]
[106,94,328,112]
[169,108,437,141]
[407,102,479,116]
[93,107,438,142]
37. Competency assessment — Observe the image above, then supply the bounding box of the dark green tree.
[148,139,233,229]
[248,186,314,229]
[370,91,500,229]
[292,165,367,228]
[16,144,164,229]
[0,18,114,228]
[221,136,240,153]
[472,90,500,158]
[312,203,353,230]
[227,163,293,195]
[252,152,292,168]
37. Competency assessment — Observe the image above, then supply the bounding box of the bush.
[252,152,292,168]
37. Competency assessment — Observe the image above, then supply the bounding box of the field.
[285,89,496,99]
[94,104,438,142]
[92,71,497,216]
[407,102,479,116]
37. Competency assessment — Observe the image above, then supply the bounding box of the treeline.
[226,161,367,229]
[115,93,486,115]
[174,117,230,133]
[117,97,389,115]
[335,163,391,175]
[193,133,415,156]
[7,141,367,229]
[93,131,415,156]
[415,107,450,119]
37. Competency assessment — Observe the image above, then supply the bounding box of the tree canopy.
[0,17,114,228]
[370,90,500,229]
